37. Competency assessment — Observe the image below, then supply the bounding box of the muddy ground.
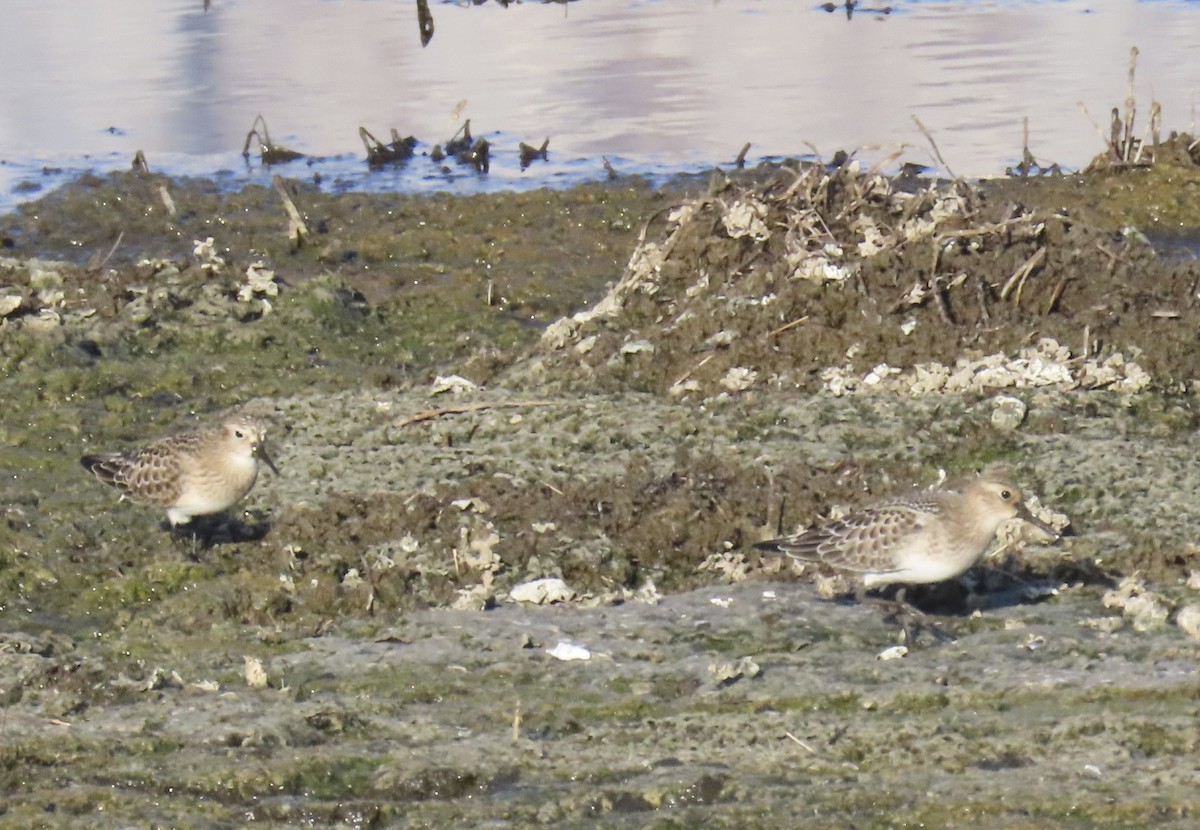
[2,144,1200,827]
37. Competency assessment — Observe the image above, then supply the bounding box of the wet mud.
[2,148,1200,827]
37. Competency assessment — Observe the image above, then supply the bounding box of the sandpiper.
[81,415,279,527]
[755,477,1060,589]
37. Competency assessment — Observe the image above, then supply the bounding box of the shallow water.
[1,0,1198,212]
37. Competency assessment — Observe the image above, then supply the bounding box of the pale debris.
[508,577,575,605]
[452,574,494,611]
[237,262,280,309]
[545,641,591,661]
[243,655,269,688]
[1102,575,1171,632]
[720,366,758,392]
[431,374,479,395]
[704,329,737,349]
[990,395,1028,430]
[619,339,655,356]
[698,552,750,582]
[861,363,901,387]
[634,579,664,605]
[193,237,225,273]
[1175,604,1200,640]
[1080,616,1124,634]
[669,378,703,397]
[853,215,888,258]
[539,222,672,349]
[789,251,857,284]
[721,198,770,241]
[820,337,1152,397]
[709,656,761,683]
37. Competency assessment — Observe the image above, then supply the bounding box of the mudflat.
[1,149,1199,826]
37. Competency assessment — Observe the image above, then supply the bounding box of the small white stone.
[545,641,591,661]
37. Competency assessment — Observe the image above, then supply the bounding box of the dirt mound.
[528,162,1200,397]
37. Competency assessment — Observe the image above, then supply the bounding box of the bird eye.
[1000,489,1012,500]
[234,430,245,439]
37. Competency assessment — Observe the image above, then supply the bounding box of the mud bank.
[2,155,1200,826]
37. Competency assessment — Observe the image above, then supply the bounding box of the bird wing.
[758,500,939,574]
[82,442,186,507]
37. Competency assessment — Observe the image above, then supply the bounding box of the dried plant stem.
[1123,46,1139,161]
[1000,247,1047,302]
[784,730,819,756]
[272,175,309,244]
[767,316,810,338]
[671,354,715,389]
[911,115,957,180]
[395,400,558,428]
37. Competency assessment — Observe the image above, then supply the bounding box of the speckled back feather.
[80,433,207,507]
[759,495,948,574]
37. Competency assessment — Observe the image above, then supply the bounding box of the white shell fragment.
[509,577,575,605]
[990,395,1028,430]
[545,641,591,661]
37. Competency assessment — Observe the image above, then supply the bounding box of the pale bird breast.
[179,455,259,507]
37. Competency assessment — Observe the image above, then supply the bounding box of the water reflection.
[0,0,1197,211]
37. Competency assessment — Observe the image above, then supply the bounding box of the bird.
[81,415,279,527]
[755,477,1060,590]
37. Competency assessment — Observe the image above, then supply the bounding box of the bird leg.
[862,587,958,647]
